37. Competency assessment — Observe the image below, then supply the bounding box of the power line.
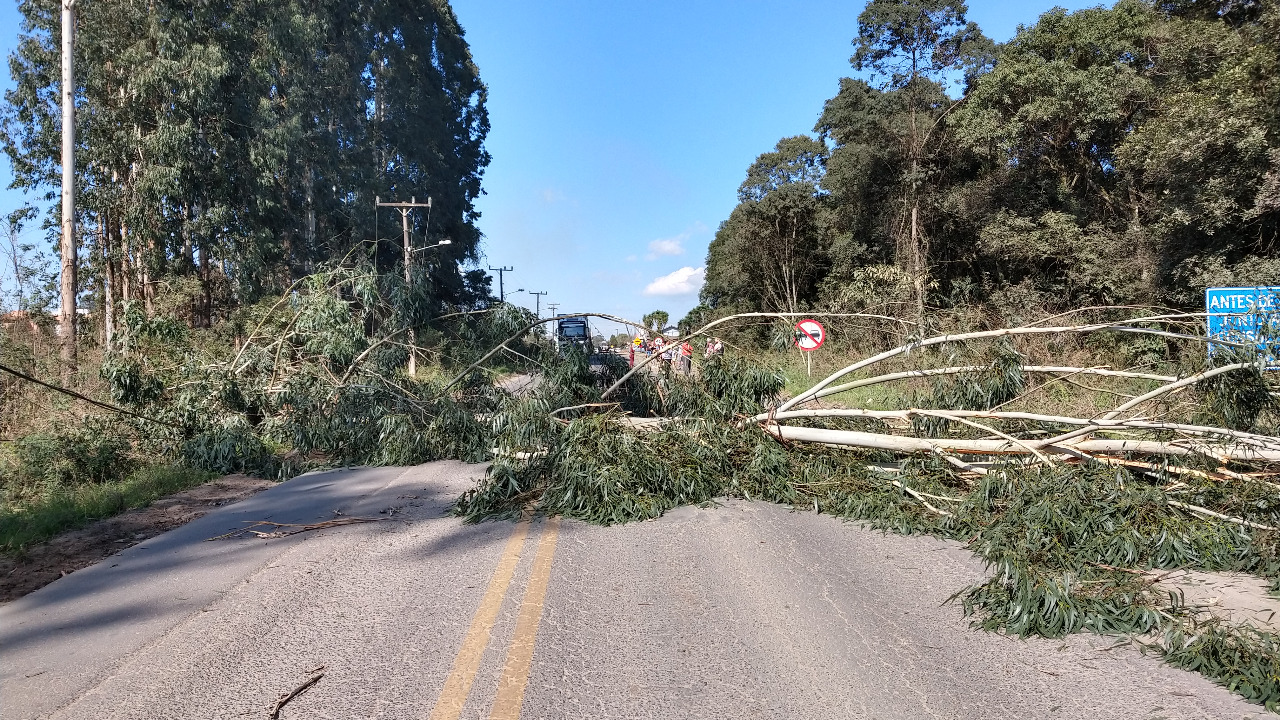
[0,361,178,427]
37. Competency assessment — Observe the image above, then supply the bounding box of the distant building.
[0,310,43,333]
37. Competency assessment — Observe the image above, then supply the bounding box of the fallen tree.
[22,288,1279,710]
[450,306,1280,712]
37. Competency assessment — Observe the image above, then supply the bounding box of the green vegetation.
[1,0,490,330]
[0,0,1277,709]
[0,464,215,552]
[452,337,1280,711]
[695,0,1280,328]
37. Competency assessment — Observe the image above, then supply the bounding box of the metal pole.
[59,0,77,377]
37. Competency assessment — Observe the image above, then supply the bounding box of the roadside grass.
[0,465,218,554]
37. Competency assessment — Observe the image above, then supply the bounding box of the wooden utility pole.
[529,290,547,318]
[488,265,513,302]
[375,195,432,376]
[59,0,77,379]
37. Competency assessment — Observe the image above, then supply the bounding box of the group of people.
[628,335,725,375]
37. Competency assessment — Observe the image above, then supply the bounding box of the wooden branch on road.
[269,667,326,719]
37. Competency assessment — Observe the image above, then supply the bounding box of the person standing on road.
[680,340,693,375]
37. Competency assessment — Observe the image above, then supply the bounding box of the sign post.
[1206,287,1280,364]
[794,319,826,378]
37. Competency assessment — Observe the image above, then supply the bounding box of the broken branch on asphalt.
[268,667,325,720]
[207,517,388,541]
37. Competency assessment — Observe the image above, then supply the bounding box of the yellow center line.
[427,520,532,720]
[489,516,562,720]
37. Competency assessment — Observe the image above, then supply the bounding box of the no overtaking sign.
[794,319,825,351]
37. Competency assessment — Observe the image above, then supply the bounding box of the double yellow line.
[427,517,561,720]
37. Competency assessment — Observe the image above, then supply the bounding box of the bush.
[2,428,135,499]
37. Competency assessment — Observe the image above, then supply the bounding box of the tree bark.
[102,213,115,351]
[911,202,925,328]
[199,240,211,328]
[120,218,132,303]
[58,0,77,379]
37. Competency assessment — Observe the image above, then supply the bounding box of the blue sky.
[0,0,1105,334]
[451,0,1103,336]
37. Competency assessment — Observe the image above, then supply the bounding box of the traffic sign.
[1206,286,1280,363]
[794,319,825,352]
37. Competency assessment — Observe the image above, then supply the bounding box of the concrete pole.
[488,266,513,302]
[401,203,414,376]
[375,196,432,378]
[59,0,77,378]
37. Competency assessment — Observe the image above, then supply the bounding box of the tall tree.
[702,137,831,315]
[851,0,989,324]
[948,0,1158,308]
[2,0,491,343]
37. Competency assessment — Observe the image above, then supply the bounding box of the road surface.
[0,462,1264,719]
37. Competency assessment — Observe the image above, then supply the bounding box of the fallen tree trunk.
[780,313,1246,413]
[760,424,1280,462]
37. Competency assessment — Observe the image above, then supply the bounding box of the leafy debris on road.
[452,309,1280,712]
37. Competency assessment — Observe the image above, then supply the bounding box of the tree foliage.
[694,0,1280,327]
[2,0,492,339]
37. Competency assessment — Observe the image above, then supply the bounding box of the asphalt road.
[0,462,1266,719]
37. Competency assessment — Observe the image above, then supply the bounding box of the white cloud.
[644,221,707,260]
[625,254,638,263]
[644,266,705,296]
[646,236,685,260]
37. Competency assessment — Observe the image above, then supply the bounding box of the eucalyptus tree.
[702,136,832,315]
[850,0,990,324]
[2,0,490,345]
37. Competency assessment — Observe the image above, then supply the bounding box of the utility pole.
[547,303,559,319]
[376,195,432,376]
[488,265,513,302]
[59,0,77,379]
[529,291,548,318]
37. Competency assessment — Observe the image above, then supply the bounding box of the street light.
[413,239,452,253]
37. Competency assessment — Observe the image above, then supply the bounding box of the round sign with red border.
[794,319,825,351]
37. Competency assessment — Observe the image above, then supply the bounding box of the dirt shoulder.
[0,474,274,604]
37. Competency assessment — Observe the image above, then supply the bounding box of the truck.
[555,316,594,356]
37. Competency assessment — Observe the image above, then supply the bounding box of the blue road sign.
[1205,286,1280,361]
